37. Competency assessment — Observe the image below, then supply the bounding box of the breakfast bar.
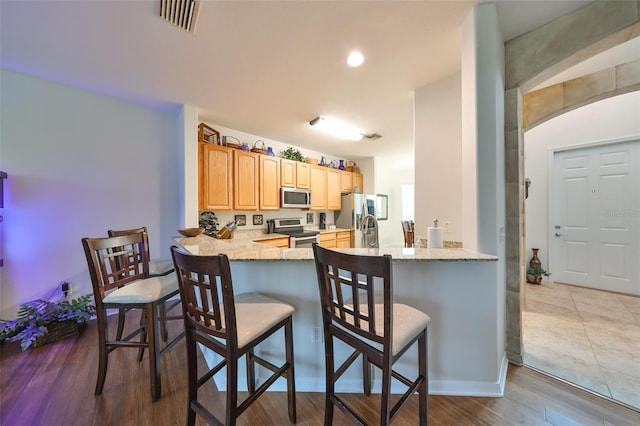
[176,232,505,397]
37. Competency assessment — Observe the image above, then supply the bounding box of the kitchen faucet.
[360,214,379,248]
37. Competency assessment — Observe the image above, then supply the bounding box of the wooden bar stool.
[312,244,430,425]
[108,227,178,341]
[170,246,297,426]
[82,233,184,402]
[402,221,415,248]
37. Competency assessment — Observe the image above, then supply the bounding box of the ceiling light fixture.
[347,51,364,67]
[309,117,381,141]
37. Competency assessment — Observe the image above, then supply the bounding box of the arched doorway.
[504,1,640,365]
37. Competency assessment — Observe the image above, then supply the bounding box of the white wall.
[414,73,462,243]
[0,69,181,318]
[524,91,640,270]
[461,3,506,383]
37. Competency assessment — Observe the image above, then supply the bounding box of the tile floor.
[523,281,640,411]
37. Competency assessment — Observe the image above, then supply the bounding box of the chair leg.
[226,356,239,426]
[380,357,392,426]
[159,302,168,342]
[146,303,162,402]
[246,348,256,394]
[418,329,429,425]
[185,329,198,426]
[115,308,126,341]
[362,354,371,396]
[95,308,109,395]
[285,317,297,423]
[137,309,147,362]
[324,332,334,426]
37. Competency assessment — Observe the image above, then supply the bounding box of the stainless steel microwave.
[281,187,312,208]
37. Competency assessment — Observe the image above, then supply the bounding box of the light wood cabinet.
[280,159,296,188]
[281,159,311,189]
[327,168,341,210]
[199,142,232,211]
[341,171,353,193]
[353,173,364,194]
[319,232,336,248]
[256,237,290,248]
[233,150,259,210]
[336,231,352,248]
[296,162,311,189]
[259,155,280,210]
[310,165,327,210]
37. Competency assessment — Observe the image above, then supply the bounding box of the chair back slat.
[82,234,150,300]
[108,227,151,269]
[313,244,392,346]
[170,247,237,345]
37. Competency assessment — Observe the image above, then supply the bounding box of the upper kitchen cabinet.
[199,143,232,211]
[233,150,259,210]
[326,168,341,210]
[310,165,327,210]
[296,162,310,189]
[259,154,280,210]
[281,158,310,189]
[341,171,353,193]
[353,173,364,194]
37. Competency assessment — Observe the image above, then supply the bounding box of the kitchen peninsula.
[176,232,504,397]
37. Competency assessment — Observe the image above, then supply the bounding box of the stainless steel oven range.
[272,218,320,248]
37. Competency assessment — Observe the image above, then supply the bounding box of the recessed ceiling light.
[347,51,364,67]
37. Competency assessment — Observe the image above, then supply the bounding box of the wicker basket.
[198,123,220,144]
[33,320,79,347]
[223,135,242,150]
[250,140,268,155]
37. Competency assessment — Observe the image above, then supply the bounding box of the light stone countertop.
[175,231,497,262]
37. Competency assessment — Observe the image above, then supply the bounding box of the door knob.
[554,225,561,229]
[555,233,561,237]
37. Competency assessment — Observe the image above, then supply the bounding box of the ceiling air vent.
[159,0,200,33]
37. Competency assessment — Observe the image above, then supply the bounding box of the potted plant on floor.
[526,267,550,284]
[0,294,95,350]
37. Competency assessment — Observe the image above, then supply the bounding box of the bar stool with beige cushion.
[82,233,184,402]
[312,244,430,425]
[107,227,178,342]
[170,246,297,426]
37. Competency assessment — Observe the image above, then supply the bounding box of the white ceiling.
[2,0,605,167]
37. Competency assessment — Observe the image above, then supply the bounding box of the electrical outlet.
[444,222,452,233]
[312,327,322,343]
[61,282,70,298]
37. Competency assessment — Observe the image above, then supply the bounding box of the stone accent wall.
[523,59,640,129]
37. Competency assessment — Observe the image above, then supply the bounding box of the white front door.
[550,140,640,295]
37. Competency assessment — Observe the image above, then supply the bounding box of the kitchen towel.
[427,226,443,248]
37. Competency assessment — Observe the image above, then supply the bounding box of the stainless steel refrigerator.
[334,193,379,248]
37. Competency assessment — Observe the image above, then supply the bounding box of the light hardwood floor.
[524,281,640,411]
[1,312,639,425]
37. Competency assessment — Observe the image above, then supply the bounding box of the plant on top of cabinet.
[281,147,306,162]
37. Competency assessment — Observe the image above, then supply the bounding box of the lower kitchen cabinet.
[256,237,290,248]
[336,231,352,248]
[319,232,336,248]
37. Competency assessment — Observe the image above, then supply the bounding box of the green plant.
[281,146,306,162]
[0,294,96,350]
[527,267,550,278]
